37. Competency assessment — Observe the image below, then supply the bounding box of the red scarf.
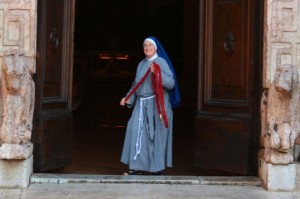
[124,62,168,128]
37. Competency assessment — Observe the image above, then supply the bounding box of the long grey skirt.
[120,93,173,172]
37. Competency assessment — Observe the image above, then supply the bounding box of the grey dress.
[121,56,175,172]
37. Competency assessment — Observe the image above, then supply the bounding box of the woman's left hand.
[120,97,127,106]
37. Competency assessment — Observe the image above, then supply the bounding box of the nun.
[120,36,180,175]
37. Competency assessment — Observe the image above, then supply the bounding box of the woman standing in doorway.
[120,36,180,175]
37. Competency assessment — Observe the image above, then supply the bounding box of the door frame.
[33,0,263,176]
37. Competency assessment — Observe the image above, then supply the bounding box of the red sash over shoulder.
[124,62,168,128]
[151,62,168,128]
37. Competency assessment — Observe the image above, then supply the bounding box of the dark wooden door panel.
[44,0,64,98]
[211,1,246,102]
[196,0,262,175]
[204,0,250,109]
[33,0,75,171]
[196,116,250,174]
[38,111,73,171]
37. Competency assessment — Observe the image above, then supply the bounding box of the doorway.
[34,0,262,176]
[56,0,204,175]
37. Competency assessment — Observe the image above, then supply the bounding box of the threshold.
[31,173,262,186]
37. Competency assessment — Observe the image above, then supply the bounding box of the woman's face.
[143,41,157,58]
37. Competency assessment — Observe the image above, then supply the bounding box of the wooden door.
[195,0,263,175]
[33,0,75,171]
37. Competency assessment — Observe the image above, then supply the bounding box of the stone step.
[31,173,262,187]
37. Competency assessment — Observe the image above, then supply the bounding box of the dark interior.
[55,0,223,176]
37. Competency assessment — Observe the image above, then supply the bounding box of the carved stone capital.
[0,142,33,160]
[259,148,294,165]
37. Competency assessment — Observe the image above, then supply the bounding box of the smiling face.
[143,41,157,59]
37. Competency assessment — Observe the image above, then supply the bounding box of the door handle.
[49,27,59,49]
[223,33,235,56]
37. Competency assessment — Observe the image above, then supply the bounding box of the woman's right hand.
[150,63,155,73]
[120,97,127,106]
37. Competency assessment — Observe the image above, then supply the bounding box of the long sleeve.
[125,81,137,108]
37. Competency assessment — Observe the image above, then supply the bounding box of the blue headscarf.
[145,36,181,108]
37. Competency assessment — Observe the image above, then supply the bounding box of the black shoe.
[123,170,142,175]
[151,171,162,175]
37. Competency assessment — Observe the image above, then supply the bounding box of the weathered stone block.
[0,142,33,159]
[296,163,300,191]
[0,155,32,188]
[259,158,296,191]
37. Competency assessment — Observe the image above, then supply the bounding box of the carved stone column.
[0,49,35,158]
[0,0,37,188]
[260,0,300,191]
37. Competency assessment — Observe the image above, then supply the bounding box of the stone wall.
[0,0,36,188]
[260,0,300,191]
[264,0,300,88]
[264,0,300,156]
[0,0,36,56]
[0,0,36,115]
